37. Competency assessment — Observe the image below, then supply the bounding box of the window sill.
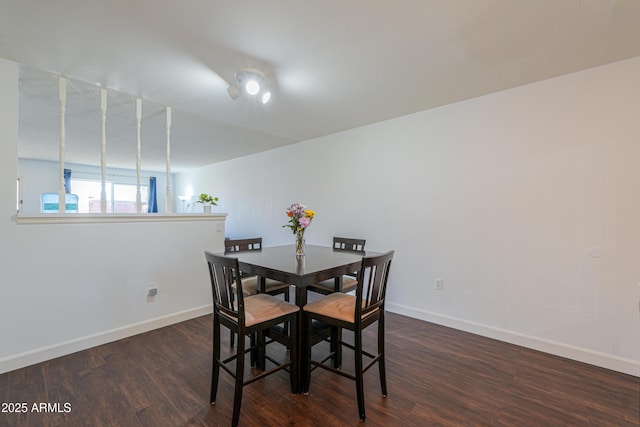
[15,213,227,225]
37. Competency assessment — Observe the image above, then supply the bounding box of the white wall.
[0,59,223,373]
[176,57,640,375]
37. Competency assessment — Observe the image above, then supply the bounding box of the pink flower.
[299,217,311,228]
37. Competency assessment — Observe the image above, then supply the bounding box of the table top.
[218,244,379,287]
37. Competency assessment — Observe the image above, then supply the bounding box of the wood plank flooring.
[1,312,638,426]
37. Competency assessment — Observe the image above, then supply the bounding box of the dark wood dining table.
[228,244,379,307]
[217,244,381,392]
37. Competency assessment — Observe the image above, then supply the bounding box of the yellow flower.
[305,209,315,218]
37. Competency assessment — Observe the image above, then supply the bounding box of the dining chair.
[204,251,299,427]
[225,237,292,347]
[305,237,366,297]
[224,237,263,252]
[225,238,291,300]
[302,250,394,422]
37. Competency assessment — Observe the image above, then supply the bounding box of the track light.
[228,69,272,104]
[245,79,260,95]
[227,85,241,100]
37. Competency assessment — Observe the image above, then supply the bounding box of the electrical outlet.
[148,284,158,297]
[435,279,444,291]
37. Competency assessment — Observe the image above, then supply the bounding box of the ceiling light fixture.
[227,85,241,100]
[228,69,272,104]
[245,79,260,95]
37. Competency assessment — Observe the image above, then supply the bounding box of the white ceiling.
[2,0,640,172]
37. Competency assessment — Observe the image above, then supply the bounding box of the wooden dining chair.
[224,237,263,252]
[225,238,291,299]
[305,237,366,296]
[225,238,292,346]
[303,250,394,422]
[204,251,299,427]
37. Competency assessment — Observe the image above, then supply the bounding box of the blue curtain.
[148,176,158,213]
[64,169,72,193]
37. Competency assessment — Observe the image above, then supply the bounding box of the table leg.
[295,286,307,393]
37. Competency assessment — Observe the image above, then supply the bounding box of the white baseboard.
[3,303,637,378]
[386,302,640,378]
[0,305,213,375]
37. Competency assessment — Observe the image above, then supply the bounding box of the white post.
[100,88,108,213]
[165,106,172,213]
[58,77,67,213]
[136,98,142,213]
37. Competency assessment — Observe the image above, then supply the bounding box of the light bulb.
[245,80,260,95]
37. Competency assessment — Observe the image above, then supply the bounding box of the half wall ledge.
[15,213,228,225]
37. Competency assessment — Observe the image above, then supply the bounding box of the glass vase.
[295,235,305,256]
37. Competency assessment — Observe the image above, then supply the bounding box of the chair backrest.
[355,251,394,321]
[225,237,262,253]
[204,251,246,326]
[333,237,366,252]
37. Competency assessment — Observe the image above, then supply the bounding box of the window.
[71,179,149,213]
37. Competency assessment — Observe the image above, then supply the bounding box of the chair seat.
[233,276,291,296]
[307,276,357,294]
[303,293,374,324]
[223,293,299,327]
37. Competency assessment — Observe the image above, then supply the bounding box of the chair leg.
[210,315,221,404]
[283,288,290,338]
[249,333,256,367]
[332,327,341,369]
[232,328,246,427]
[303,315,312,394]
[257,330,266,371]
[354,329,366,421]
[378,315,387,397]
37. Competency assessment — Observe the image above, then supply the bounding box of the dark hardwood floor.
[1,310,638,426]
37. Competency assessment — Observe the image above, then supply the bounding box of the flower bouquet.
[283,203,315,255]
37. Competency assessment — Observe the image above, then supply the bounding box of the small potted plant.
[196,193,219,214]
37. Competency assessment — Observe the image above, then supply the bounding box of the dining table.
[232,244,380,306]
[217,243,381,392]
